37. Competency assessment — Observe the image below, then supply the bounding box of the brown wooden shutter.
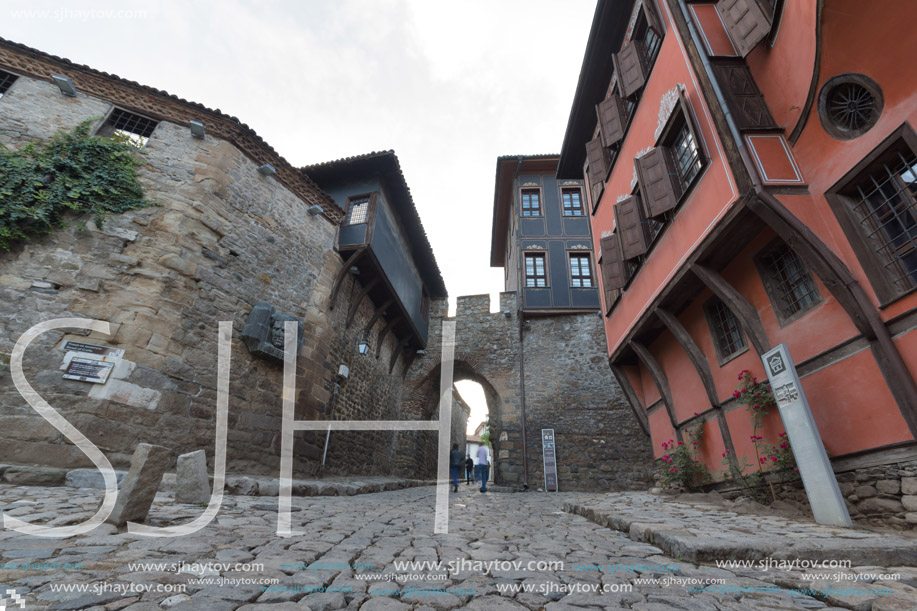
[597,95,627,148]
[615,41,648,98]
[716,0,773,57]
[642,0,664,37]
[711,61,776,130]
[636,148,680,217]
[601,234,627,292]
[615,195,650,260]
[586,137,610,186]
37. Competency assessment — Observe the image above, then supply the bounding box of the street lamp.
[357,338,370,355]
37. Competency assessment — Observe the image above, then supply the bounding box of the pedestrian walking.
[464,455,474,484]
[449,443,463,492]
[476,445,489,492]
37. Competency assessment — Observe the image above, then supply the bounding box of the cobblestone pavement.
[1,484,915,610]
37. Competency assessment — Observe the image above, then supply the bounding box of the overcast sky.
[5,0,597,432]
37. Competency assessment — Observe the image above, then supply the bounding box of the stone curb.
[564,501,917,567]
[0,464,433,497]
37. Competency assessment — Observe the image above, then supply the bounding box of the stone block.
[855,485,877,498]
[876,479,901,495]
[66,468,127,489]
[175,449,210,504]
[902,477,917,495]
[89,379,161,410]
[858,497,905,514]
[1,465,67,486]
[903,496,917,512]
[106,443,171,526]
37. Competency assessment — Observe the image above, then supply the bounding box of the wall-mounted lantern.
[357,338,370,355]
[189,120,206,139]
[51,75,76,96]
[258,163,277,176]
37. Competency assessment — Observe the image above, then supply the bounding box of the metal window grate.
[569,254,593,287]
[828,83,876,132]
[345,199,369,225]
[562,189,584,216]
[759,243,820,317]
[521,189,541,217]
[851,146,917,293]
[672,122,702,190]
[0,70,17,96]
[97,108,158,148]
[707,298,746,358]
[525,253,547,287]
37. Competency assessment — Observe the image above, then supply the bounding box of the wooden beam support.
[609,361,650,436]
[329,249,365,310]
[389,346,402,374]
[630,341,681,441]
[376,316,402,358]
[691,263,771,356]
[346,277,381,328]
[363,298,393,337]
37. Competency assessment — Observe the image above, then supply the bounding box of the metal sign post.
[761,343,851,527]
[542,428,558,492]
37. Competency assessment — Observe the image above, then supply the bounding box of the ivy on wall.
[0,119,154,251]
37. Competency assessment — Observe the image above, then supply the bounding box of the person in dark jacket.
[449,443,463,492]
[464,455,474,485]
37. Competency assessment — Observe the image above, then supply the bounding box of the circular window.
[818,74,883,140]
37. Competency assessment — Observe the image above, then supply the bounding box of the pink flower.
[692,441,698,446]
[694,412,700,417]
[760,457,767,464]
[733,390,741,399]
[669,468,678,473]
[794,467,799,472]
[721,452,728,457]
[770,456,777,462]
[677,441,683,446]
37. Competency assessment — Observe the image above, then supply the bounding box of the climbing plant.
[0,119,154,251]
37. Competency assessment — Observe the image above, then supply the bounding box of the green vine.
[0,119,155,251]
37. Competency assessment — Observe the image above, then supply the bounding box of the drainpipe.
[518,310,530,489]
[677,0,917,420]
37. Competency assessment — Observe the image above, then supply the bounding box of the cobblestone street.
[3,484,916,610]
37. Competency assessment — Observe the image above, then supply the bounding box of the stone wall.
[0,72,414,478]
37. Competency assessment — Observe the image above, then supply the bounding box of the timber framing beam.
[609,361,650,436]
[691,263,771,356]
[346,277,381,328]
[329,249,365,310]
[376,316,402,358]
[631,341,682,441]
[655,308,739,462]
[363,298,393,337]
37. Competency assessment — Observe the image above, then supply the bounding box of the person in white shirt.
[475,445,489,492]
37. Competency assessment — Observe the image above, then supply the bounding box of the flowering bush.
[655,419,709,492]
[722,370,798,503]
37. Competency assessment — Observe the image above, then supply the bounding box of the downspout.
[512,156,530,489]
[677,0,917,426]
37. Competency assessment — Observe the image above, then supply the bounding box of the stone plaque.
[61,340,124,358]
[63,357,114,384]
[240,302,304,363]
[761,343,851,527]
[542,428,558,492]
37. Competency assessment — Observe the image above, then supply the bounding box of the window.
[569,253,593,287]
[669,115,703,191]
[818,74,883,141]
[704,297,747,363]
[0,70,17,97]
[96,108,158,148]
[524,253,547,287]
[345,197,370,225]
[562,188,584,216]
[633,5,662,66]
[521,189,541,217]
[826,128,917,303]
[755,240,821,324]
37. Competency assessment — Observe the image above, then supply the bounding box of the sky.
[4,0,598,433]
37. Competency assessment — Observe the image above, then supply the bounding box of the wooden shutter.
[711,61,775,129]
[716,0,773,57]
[615,195,650,260]
[642,0,664,37]
[601,234,627,292]
[597,95,627,148]
[615,41,648,98]
[636,148,680,217]
[586,137,610,186]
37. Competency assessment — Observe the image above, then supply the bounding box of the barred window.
[756,241,821,324]
[569,253,593,287]
[0,69,17,97]
[671,120,702,190]
[704,297,747,363]
[521,189,542,217]
[345,198,369,225]
[524,253,547,287]
[96,108,158,148]
[562,188,584,216]
[826,131,917,304]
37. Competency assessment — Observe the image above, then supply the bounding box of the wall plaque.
[63,357,115,384]
[240,302,304,363]
[761,343,851,527]
[542,428,558,492]
[60,341,124,358]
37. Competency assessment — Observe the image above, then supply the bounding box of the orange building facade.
[557,0,917,515]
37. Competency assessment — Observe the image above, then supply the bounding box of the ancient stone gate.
[400,293,653,491]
